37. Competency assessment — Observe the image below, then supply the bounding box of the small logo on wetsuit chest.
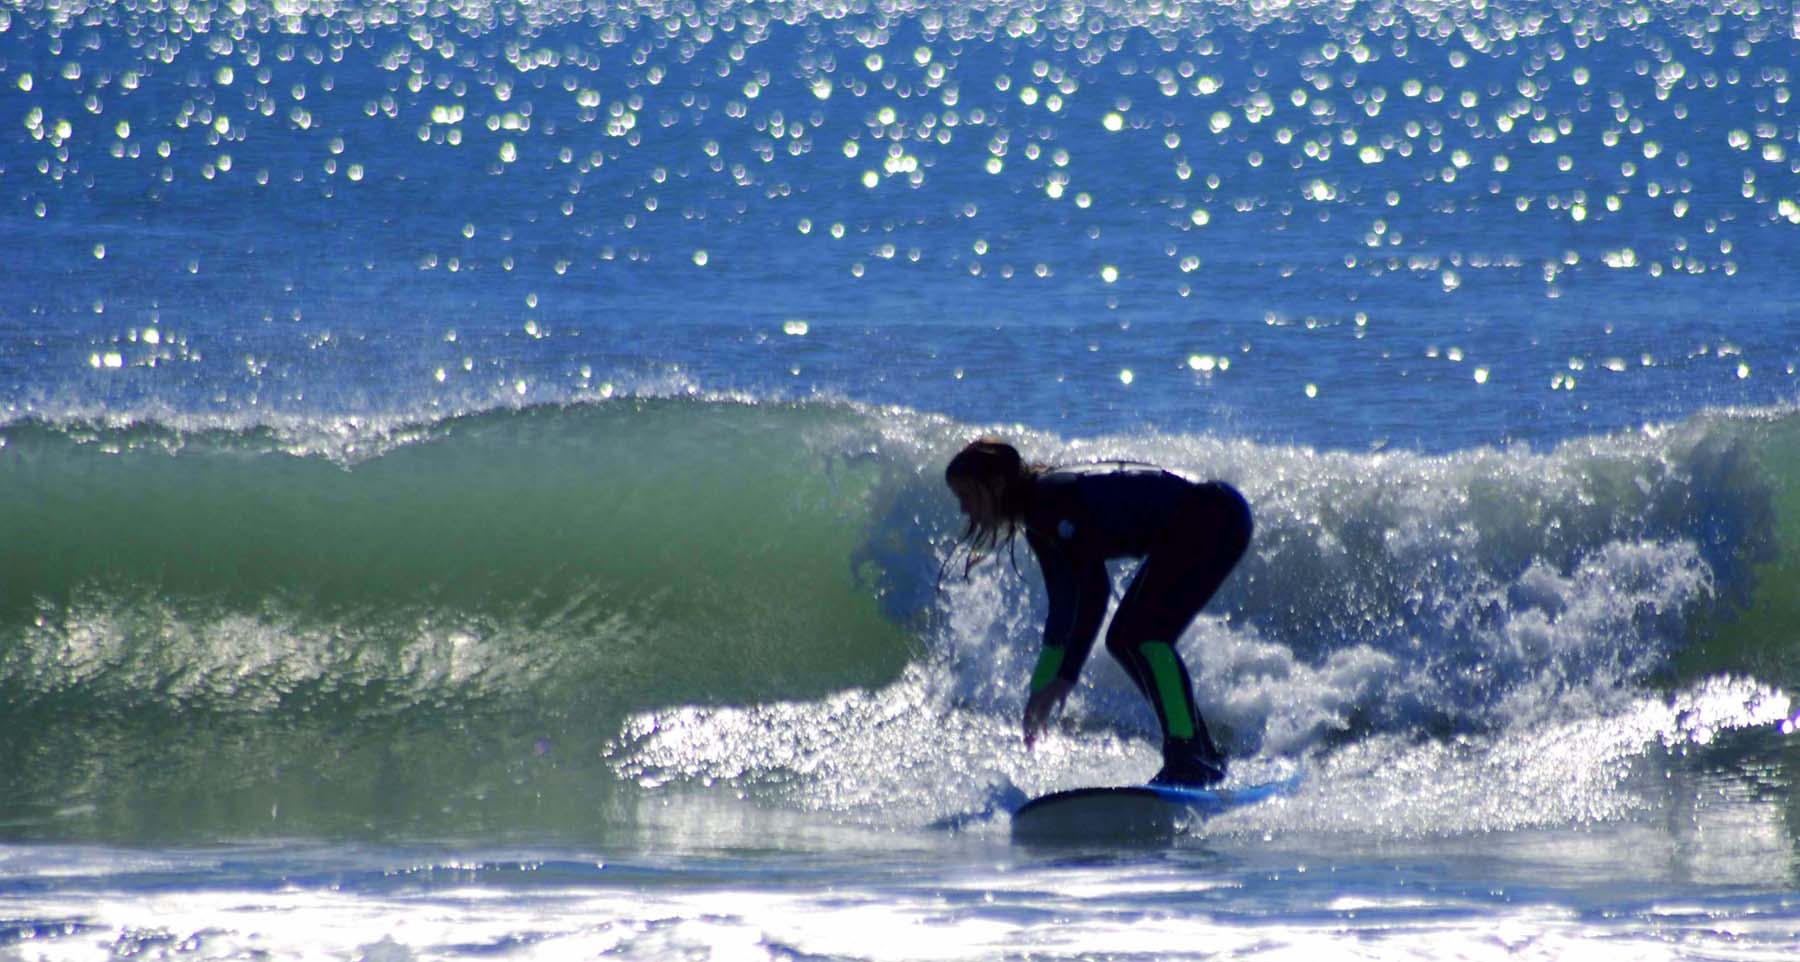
[1057,519,1077,540]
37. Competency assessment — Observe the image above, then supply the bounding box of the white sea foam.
[614,406,1796,842]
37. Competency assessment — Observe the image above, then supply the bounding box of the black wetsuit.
[1020,463,1253,784]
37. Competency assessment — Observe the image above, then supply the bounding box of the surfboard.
[1010,774,1300,844]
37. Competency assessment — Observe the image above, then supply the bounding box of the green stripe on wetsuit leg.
[1030,647,1066,693]
[1139,642,1196,740]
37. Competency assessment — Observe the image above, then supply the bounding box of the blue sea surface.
[2,0,1800,957]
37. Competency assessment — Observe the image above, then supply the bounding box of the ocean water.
[4,0,1800,957]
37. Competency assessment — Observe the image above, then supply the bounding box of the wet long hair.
[942,437,1041,579]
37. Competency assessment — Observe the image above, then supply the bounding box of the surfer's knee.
[1104,623,1159,664]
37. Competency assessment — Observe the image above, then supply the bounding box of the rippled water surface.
[4,0,1798,443]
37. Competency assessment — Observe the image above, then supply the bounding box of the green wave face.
[1676,413,1800,688]
[0,399,932,839]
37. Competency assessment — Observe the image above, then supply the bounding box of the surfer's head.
[945,438,1034,576]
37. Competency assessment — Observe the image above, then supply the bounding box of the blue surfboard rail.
[1139,772,1304,816]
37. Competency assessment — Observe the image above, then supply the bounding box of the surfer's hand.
[1023,679,1074,749]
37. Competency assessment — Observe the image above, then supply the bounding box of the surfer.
[945,438,1252,788]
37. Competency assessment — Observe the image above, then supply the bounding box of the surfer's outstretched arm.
[1023,529,1107,747]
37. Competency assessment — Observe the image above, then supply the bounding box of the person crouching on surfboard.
[944,438,1252,788]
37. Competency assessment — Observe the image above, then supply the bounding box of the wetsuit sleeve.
[1025,529,1110,690]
